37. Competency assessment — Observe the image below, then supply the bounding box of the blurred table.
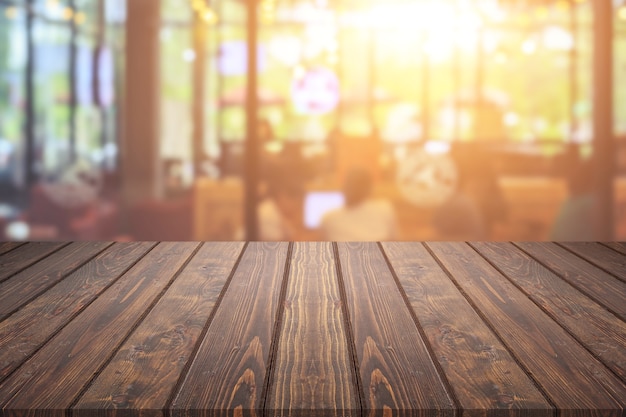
[0,241,624,416]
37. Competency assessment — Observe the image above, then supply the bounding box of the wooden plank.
[336,242,455,417]
[0,242,24,256]
[0,241,113,320]
[0,242,68,283]
[170,242,290,417]
[73,242,245,417]
[514,242,626,320]
[560,242,626,282]
[267,242,359,417]
[0,242,155,382]
[473,242,626,381]
[427,242,626,416]
[0,242,200,412]
[381,242,553,416]
[600,242,626,256]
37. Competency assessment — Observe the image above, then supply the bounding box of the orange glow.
[1,0,624,243]
[62,7,74,21]
[74,12,86,25]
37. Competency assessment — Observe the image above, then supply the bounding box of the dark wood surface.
[267,242,358,416]
[337,242,455,416]
[0,242,624,417]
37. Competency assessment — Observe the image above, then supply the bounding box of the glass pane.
[75,32,103,162]
[33,19,72,174]
[615,6,626,137]
[0,3,27,206]
[160,24,192,165]
[162,0,192,23]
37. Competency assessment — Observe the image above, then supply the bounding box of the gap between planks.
[68,242,205,411]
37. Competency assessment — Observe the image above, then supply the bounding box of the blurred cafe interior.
[0,0,625,241]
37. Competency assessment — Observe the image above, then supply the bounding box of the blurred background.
[0,0,625,241]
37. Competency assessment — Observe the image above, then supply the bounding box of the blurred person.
[434,147,507,240]
[257,172,304,241]
[257,118,283,197]
[0,138,19,205]
[258,121,314,201]
[471,156,508,237]
[163,158,188,200]
[258,118,274,143]
[432,174,487,241]
[550,158,595,241]
[320,167,398,241]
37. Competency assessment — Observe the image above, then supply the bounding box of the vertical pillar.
[453,0,461,141]
[96,0,108,158]
[123,0,161,204]
[592,0,614,240]
[68,0,77,162]
[244,0,259,240]
[368,27,376,132]
[474,27,484,141]
[421,35,430,141]
[192,12,207,177]
[569,0,578,141]
[216,0,224,152]
[24,0,36,193]
[335,0,343,130]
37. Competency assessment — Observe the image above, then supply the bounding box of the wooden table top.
[0,241,625,417]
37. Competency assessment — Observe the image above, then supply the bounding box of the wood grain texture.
[427,242,626,417]
[73,242,245,417]
[560,242,626,282]
[0,241,112,320]
[600,242,626,255]
[473,241,626,381]
[0,242,200,411]
[0,242,156,383]
[381,242,552,417]
[1,241,626,417]
[267,242,359,417]
[170,242,289,417]
[0,242,24,256]
[0,242,69,283]
[336,242,455,417]
[513,242,626,320]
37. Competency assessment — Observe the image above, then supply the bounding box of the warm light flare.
[555,0,569,11]
[535,6,549,20]
[188,0,219,26]
[4,6,17,19]
[74,11,86,25]
[182,48,196,62]
[495,52,507,64]
[202,9,217,24]
[191,0,204,12]
[260,0,278,25]
[522,39,537,55]
[516,12,530,26]
[293,65,306,80]
[62,7,74,21]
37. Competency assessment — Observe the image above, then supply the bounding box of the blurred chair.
[193,178,243,240]
[127,196,193,241]
[69,201,121,240]
[27,184,91,239]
